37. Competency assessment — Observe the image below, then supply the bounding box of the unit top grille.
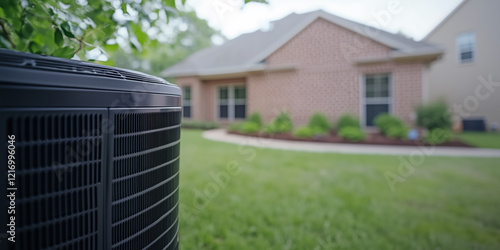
[0,48,168,85]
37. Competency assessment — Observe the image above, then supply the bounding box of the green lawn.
[179,129,500,249]
[457,132,500,149]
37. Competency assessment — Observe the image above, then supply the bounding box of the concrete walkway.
[202,129,500,158]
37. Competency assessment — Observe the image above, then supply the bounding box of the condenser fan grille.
[5,110,105,250]
[110,109,181,250]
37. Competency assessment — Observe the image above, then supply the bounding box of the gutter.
[163,63,297,79]
[356,48,444,64]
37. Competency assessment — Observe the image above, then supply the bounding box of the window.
[218,86,246,120]
[364,74,391,126]
[234,86,246,119]
[218,87,228,118]
[456,32,475,63]
[182,86,191,118]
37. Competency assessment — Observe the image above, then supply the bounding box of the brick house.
[161,10,443,127]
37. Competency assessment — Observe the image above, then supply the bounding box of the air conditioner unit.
[0,49,181,250]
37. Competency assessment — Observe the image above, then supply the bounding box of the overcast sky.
[183,0,463,41]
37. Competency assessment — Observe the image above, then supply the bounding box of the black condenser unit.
[0,49,181,250]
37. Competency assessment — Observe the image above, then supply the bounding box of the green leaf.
[165,0,176,8]
[0,36,12,49]
[54,29,63,47]
[87,0,102,8]
[60,22,75,38]
[130,23,148,45]
[22,23,34,38]
[16,39,28,51]
[129,40,141,51]
[28,41,41,53]
[0,7,6,19]
[103,43,119,53]
[52,46,75,58]
[121,3,128,14]
[46,5,55,16]
[99,58,115,66]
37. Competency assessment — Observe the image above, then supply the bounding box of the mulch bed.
[227,131,474,148]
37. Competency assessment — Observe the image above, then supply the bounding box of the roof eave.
[422,0,469,40]
[356,49,444,64]
[164,63,297,79]
[390,49,444,61]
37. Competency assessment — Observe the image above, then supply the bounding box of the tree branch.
[0,19,16,48]
[74,38,84,55]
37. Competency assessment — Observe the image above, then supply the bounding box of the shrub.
[386,125,409,140]
[311,127,328,136]
[336,114,360,131]
[227,122,244,132]
[294,126,314,138]
[338,126,366,142]
[264,112,293,134]
[182,121,219,130]
[262,123,276,134]
[274,112,293,128]
[374,114,405,135]
[248,112,263,128]
[424,128,453,145]
[240,122,260,134]
[308,112,332,134]
[416,101,452,130]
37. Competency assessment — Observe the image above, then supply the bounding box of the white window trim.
[360,73,393,127]
[217,85,246,120]
[456,31,476,64]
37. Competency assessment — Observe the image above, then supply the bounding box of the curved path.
[202,129,500,158]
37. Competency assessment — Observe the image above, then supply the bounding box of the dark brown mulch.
[227,131,474,148]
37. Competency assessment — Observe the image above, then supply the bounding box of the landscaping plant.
[386,125,409,140]
[264,112,293,134]
[248,112,263,128]
[240,122,260,134]
[338,126,366,142]
[424,128,453,145]
[416,101,452,131]
[293,126,315,138]
[308,112,332,134]
[336,113,360,131]
[181,121,219,130]
[374,114,405,135]
[227,122,244,132]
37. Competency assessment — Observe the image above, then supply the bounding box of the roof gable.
[162,10,442,78]
[422,0,468,40]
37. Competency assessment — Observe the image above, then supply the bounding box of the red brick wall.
[177,17,425,127]
[201,78,246,122]
[248,17,424,127]
[175,76,203,120]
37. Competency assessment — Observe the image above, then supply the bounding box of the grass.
[179,129,500,249]
[457,132,500,149]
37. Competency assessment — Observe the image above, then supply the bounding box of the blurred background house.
[162,10,443,127]
[424,0,500,131]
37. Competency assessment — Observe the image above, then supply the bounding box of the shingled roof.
[161,10,443,78]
